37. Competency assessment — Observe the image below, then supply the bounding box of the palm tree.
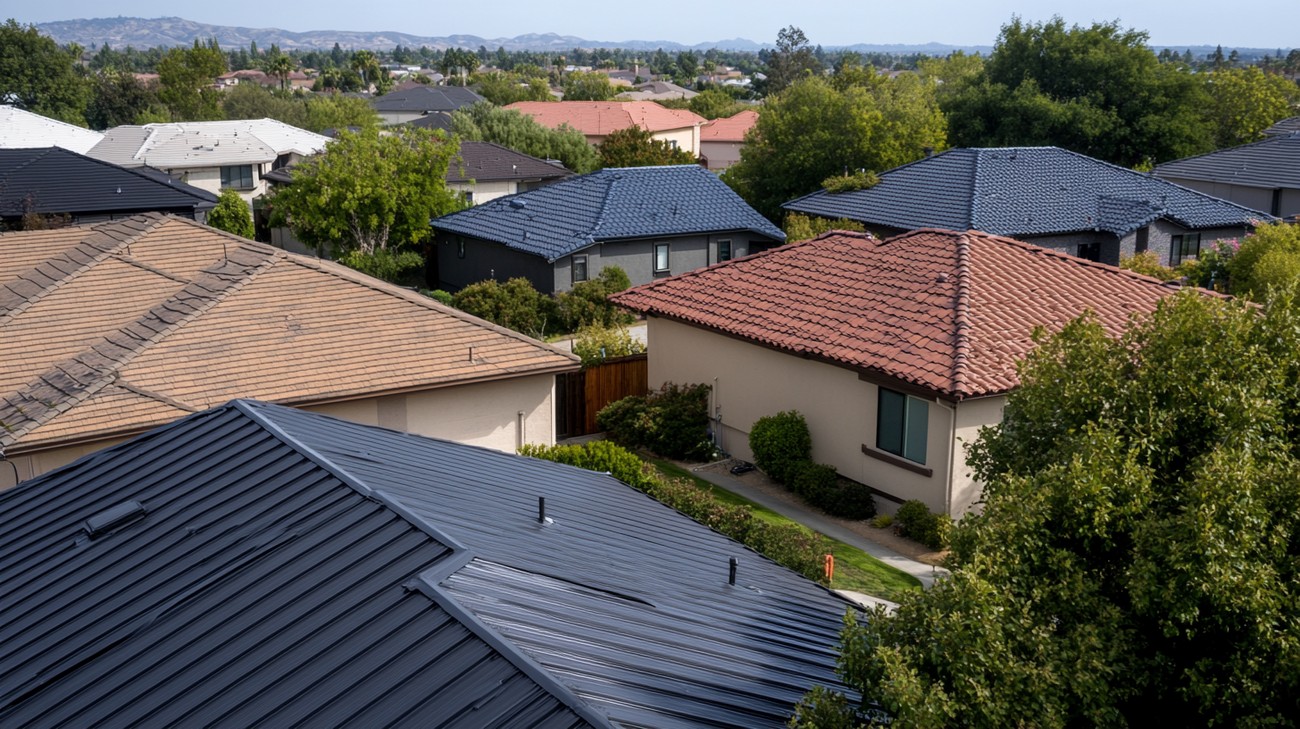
[265,52,294,91]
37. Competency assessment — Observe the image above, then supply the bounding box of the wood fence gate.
[556,353,648,439]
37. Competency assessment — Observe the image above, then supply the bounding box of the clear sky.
[11,0,1300,49]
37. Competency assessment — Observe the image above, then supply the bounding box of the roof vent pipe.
[728,557,738,585]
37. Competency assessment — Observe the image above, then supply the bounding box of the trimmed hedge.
[895,499,950,549]
[789,461,877,521]
[520,440,830,583]
[748,410,812,484]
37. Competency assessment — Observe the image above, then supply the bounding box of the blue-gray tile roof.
[784,147,1269,237]
[431,165,786,261]
[1155,133,1300,190]
[0,400,854,728]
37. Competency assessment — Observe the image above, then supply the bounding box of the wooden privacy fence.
[557,353,648,439]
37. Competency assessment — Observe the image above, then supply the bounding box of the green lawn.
[647,458,922,603]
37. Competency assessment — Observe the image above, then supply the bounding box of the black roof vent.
[82,500,146,538]
[509,199,527,209]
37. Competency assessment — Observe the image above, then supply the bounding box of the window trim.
[220,164,255,190]
[1170,232,1202,266]
[653,242,670,274]
[572,254,588,283]
[716,239,732,263]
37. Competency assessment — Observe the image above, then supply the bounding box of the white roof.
[88,119,331,169]
[0,106,104,154]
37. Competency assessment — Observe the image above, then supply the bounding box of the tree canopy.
[794,289,1300,727]
[723,74,946,221]
[451,101,600,174]
[598,126,697,168]
[206,188,255,239]
[0,19,89,125]
[267,127,464,256]
[561,70,617,101]
[761,26,822,95]
[157,39,227,121]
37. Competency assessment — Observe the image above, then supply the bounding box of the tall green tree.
[723,74,946,221]
[1203,66,1300,148]
[206,188,255,239]
[561,71,617,101]
[157,39,226,121]
[451,101,600,173]
[0,19,90,125]
[941,17,1213,166]
[598,126,697,167]
[267,127,464,256]
[472,70,552,106]
[762,26,821,95]
[85,70,161,129]
[794,290,1300,727]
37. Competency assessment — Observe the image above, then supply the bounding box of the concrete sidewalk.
[688,464,948,590]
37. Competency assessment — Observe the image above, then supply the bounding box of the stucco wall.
[168,164,268,204]
[1159,177,1294,218]
[701,141,743,171]
[951,395,1005,515]
[0,375,558,490]
[379,111,423,125]
[447,180,518,205]
[645,317,972,513]
[433,233,557,292]
[652,127,701,156]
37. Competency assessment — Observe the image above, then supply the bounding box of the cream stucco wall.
[447,180,518,205]
[0,374,558,490]
[646,317,964,513]
[651,127,701,157]
[952,395,1006,515]
[169,164,268,203]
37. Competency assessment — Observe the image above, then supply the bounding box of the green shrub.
[452,277,560,338]
[748,410,812,484]
[557,266,635,330]
[572,322,646,367]
[423,288,453,306]
[870,514,894,529]
[822,480,877,521]
[338,248,425,286]
[596,382,713,461]
[821,170,879,193]
[1119,250,1178,281]
[789,460,837,506]
[784,212,866,242]
[521,440,830,583]
[207,188,255,239]
[895,499,950,549]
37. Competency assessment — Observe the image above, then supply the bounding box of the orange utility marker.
[824,554,835,582]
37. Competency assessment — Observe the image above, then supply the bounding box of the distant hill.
[35,16,991,54]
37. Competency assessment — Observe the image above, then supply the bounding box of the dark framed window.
[1135,226,1149,253]
[876,387,928,465]
[573,254,588,283]
[220,164,254,190]
[1170,232,1202,266]
[653,243,670,274]
[717,239,732,263]
[1077,242,1100,262]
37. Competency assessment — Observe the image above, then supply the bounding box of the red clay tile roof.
[505,101,706,135]
[0,214,578,454]
[701,109,758,142]
[612,228,1205,400]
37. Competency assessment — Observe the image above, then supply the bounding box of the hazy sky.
[12,0,1300,48]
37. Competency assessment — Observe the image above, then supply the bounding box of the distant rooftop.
[0,106,104,155]
[88,119,331,168]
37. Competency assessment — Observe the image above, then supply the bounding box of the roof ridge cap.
[0,146,54,181]
[950,233,974,399]
[0,244,278,447]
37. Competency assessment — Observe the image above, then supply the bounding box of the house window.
[876,388,928,465]
[1135,226,1149,254]
[573,254,588,283]
[654,243,670,274]
[220,165,255,190]
[1077,242,1100,262]
[717,239,732,263]
[1170,233,1202,266]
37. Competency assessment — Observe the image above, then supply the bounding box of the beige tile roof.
[613,228,1213,400]
[0,214,578,454]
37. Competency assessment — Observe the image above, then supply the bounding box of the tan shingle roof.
[612,229,1205,400]
[0,214,577,453]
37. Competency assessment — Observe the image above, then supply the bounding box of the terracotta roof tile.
[505,101,706,136]
[1,215,577,453]
[613,228,1208,399]
[700,109,758,142]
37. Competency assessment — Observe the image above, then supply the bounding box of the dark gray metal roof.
[784,147,1269,237]
[0,147,218,218]
[1155,133,1300,190]
[0,400,855,728]
[1264,116,1300,136]
[372,85,485,113]
[431,165,786,261]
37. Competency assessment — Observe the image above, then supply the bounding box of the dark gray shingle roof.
[1155,133,1300,190]
[0,147,218,217]
[431,165,785,261]
[0,400,853,728]
[784,147,1268,238]
[1264,116,1300,136]
[371,84,485,113]
[448,141,571,183]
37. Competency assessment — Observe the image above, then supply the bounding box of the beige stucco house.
[699,109,757,171]
[505,101,707,157]
[613,228,1198,516]
[0,213,579,489]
